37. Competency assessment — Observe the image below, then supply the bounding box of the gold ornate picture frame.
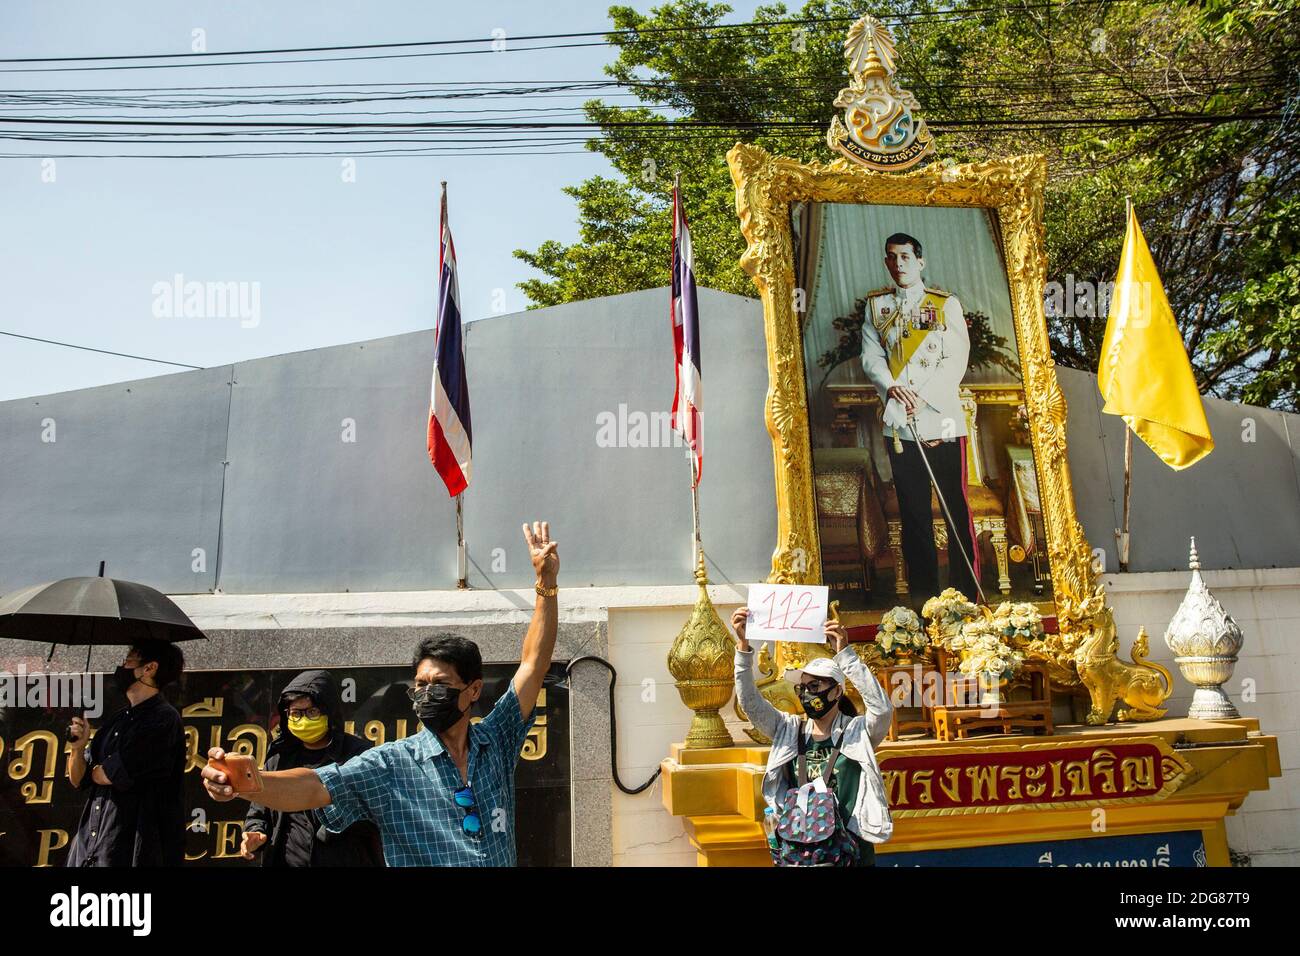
[727,144,1103,690]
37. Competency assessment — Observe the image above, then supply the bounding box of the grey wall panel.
[0,367,231,594]
[1289,414,1300,525]
[1239,406,1300,568]
[1058,367,1300,573]
[216,332,459,593]
[461,287,776,589]
[1056,367,1122,570]
[1100,387,1300,571]
[3,289,1297,599]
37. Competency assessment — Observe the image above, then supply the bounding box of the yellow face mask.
[287,713,330,744]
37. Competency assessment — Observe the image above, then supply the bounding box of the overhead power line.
[0,111,1281,131]
[0,42,621,74]
[0,3,1114,66]
[0,330,204,369]
[0,4,1286,158]
[0,113,1278,160]
[7,64,1267,96]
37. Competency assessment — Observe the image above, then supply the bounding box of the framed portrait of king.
[728,143,1099,651]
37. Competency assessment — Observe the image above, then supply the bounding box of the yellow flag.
[1097,205,1214,469]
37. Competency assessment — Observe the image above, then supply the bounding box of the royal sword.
[906,416,987,605]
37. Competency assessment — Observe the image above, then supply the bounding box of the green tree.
[514,0,1299,409]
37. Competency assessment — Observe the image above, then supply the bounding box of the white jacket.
[735,646,894,843]
[860,285,970,442]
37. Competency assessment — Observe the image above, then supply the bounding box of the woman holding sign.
[732,607,893,866]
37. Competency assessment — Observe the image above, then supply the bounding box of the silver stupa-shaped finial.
[1164,536,1244,719]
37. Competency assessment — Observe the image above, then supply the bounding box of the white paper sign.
[745,583,828,644]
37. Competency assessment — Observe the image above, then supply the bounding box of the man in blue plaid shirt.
[202,520,560,867]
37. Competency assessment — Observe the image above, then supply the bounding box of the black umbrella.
[0,567,205,650]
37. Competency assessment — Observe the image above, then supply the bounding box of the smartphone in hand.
[65,715,89,744]
[207,753,260,793]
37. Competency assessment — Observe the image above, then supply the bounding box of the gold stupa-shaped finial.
[694,549,709,587]
[666,550,736,749]
[844,15,896,79]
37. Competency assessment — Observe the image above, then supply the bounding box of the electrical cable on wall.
[563,655,661,796]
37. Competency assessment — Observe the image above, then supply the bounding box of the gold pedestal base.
[659,744,771,867]
[661,718,1281,867]
[678,688,734,750]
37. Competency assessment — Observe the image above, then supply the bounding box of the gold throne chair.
[811,447,890,602]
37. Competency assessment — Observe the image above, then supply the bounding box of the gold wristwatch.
[535,581,558,598]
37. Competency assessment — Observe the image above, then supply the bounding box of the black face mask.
[798,685,837,719]
[412,683,468,733]
[113,666,140,695]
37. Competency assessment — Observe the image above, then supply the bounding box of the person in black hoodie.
[240,670,384,867]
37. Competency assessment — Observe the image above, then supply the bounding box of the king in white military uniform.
[861,232,980,602]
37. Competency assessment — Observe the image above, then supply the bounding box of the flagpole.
[675,172,703,571]
[1117,195,1134,572]
[456,492,468,589]
[665,171,732,750]
[1119,426,1133,572]
[438,178,469,590]
[690,446,702,569]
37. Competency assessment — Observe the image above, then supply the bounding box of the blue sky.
[0,1,766,400]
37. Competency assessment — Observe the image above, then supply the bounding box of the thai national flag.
[671,185,702,485]
[428,189,471,497]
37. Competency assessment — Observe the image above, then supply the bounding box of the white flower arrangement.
[992,601,1045,647]
[874,606,927,657]
[956,617,1026,682]
[921,588,979,653]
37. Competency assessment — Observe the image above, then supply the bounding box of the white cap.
[785,656,846,686]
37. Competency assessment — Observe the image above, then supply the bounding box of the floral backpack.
[770,724,860,867]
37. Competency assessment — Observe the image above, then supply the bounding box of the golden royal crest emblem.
[827,15,934,172]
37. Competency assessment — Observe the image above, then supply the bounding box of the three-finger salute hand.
[523,520,559,587]
[730,608,751,653]
[201,747,237,802]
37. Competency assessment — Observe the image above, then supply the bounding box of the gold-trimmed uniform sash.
[869,287,950,380]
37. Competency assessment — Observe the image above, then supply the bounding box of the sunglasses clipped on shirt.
[453,784,482,838]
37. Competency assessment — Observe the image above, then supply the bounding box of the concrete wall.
[0,365,232,593]
[1103,567,1300,867]
[4,287,1298,601]
[607,602,748,867]
[0,287,775,596]
[1056,366,1300,574]
[216,333,455,593]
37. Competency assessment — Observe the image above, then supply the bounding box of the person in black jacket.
[240,670,384,867]
[65,640,187,867]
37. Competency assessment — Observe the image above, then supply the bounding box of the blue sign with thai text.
[881,829,1207,867]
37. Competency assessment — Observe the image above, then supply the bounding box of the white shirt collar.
[895,283,924,305]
